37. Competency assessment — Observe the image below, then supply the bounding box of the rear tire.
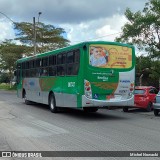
[83,107,98,113]
[123,107,128,112]
[154,109,159,116]
[49,93,58,113]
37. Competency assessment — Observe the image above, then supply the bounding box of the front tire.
[49,93,58,113]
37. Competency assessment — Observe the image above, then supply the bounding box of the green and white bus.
[16,41,135,113]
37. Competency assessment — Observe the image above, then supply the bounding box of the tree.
[136,56,152,74]
[0,21,70,83]
[115,0,160,88]
[116,0,160,59]
[14,22,70,54]
[0,72,10,83]
[0,40,29,81]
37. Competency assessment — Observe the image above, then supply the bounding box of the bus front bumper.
[82,95,134,108]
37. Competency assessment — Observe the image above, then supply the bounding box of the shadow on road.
[60,108,129,121]
[23,102,129,121]
[127,108,153,113]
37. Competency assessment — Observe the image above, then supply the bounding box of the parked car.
[153,91,160,116]
[123,86,158,112]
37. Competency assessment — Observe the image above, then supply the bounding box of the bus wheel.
[83,107,98,113]
[49,93,58,113]
[23,91,31,105]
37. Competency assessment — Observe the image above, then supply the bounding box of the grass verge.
[0,83,16,90]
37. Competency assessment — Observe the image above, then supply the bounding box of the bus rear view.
[16,41,135,113]
[82,42,135,111]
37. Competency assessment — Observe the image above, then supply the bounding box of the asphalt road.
[0,90,160,160]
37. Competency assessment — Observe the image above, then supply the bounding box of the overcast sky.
[0,0,148,45]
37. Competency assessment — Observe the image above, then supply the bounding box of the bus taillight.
[128,82,134,98]
[84,80,92,99]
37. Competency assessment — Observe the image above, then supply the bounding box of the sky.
[0,0,148,48]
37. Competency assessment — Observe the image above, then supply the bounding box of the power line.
[72,31,122,43]
[0,11,15,23]
[89,32,122,40]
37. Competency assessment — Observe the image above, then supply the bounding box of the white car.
[153,91,160,116]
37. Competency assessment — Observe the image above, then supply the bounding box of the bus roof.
[17,41,134,63]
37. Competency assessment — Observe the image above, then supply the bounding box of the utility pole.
[33,17,36,55]
[33,12,42,55]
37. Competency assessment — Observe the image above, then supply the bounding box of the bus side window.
[26,61,29,69]
[49,55,57,66]
[42,57,48,67]
[29,60,34,69]
[57,54,62,64]
[75,49,80,62]
[40,68,48,76]
[57,65,65,76]
[67,63,79,75]
[67,51,74,63]
[36,59,41,67]
[62,53,66,64]
[22,70,25,78]
[26,70,30,77]
[73,64,79,75]
[22,62,25,78]
[49,66,57,76]
[66,50,80,76]
[67,64,73,75]
[30,69,37,77]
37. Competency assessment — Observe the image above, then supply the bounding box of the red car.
[123,86,158,112]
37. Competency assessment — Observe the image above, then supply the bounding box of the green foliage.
[0,83,16,90]
[0,40,29,80]
[136,56,152,73]
[136,55,160,87]
[116,0,160,87]
[0,21,70,80]
[0,73,10,83]
[14,22,70,53]
[116,0,160,59]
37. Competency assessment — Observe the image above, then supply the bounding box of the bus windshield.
[89,44,132,69]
